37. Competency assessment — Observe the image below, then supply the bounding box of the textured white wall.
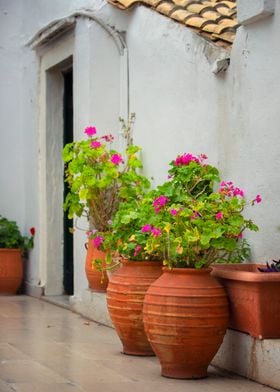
[220,7,280,261]
[126,7,228,185]
[0,1,25,225]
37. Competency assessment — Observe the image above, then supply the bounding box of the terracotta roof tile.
[107,0,238,46]
[172,0,191,6]
[184,15,207,28]
[170,9,193,22]
[156,1,175,15]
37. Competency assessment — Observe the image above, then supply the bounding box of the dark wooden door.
[63,68,74,295]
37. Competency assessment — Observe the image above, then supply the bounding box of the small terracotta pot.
[212,263,280,339]
[143,267,229,379]
[85,240,109,292]
[107,260,163,355]
[0,249,23,295]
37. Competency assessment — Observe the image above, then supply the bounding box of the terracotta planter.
[85,240,109,292]
[0,249,23,295]
[106,260,162,356]
[212,263,280,339]
[143,268,229,379]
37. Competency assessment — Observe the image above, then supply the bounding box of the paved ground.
[0,295,276,392]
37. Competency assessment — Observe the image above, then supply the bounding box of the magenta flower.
[219,181,244,198]
[255,195,262,204]
[90,140,102,149]
[238,232,243,239]
[170,209,178,216]
[134,245,142,257]
[111,154,124,165]
[233,187,245,197]
[151,227,161,237]
[215,212,223,220]
[101,134,114,143]
[190,211,199,221]
[141,224,152,233]
[153,195,168,213]
[93,236,104,249]
[86,229,98,238]
[174,153,200,166]
[84,126,97,137]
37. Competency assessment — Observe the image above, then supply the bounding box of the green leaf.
[79,189,88,200]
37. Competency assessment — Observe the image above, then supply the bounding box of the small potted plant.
[141,153,261,379]
[212,253,280,339]
[62,116,150,292]
[0,215,35,294]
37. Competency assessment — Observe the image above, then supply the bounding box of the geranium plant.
[63,121,150,232]
[108,153,261,268]
[106,153,221,262]
[0,215,35,253]
[103,192,164,262]
[63,117,151,274]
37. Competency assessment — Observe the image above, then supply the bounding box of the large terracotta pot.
[106,260,162,356]
[143,268,229,379]
[85,240,109,292]
[212,263,280,339]
[0,249,23,295]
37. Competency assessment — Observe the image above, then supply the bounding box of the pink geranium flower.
[174,153,200,166]
[111,154,124,165]
[191,211,199,221]
[219,181,244,198]
[215,212,223,220]
[101,134,114,143]
[170,209,178,216]
[90,140,102,149]
[93,236,104,249]
[141,224,152,233]
[255,195,262,204]
[84,126,97,137]
[151,227,161,237]
[153,195,168,213]
[134,245,141,257]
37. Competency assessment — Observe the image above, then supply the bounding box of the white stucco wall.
[223,13,280,261]
[126,7,228,185]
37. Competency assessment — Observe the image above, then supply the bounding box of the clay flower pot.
[212,263,280,339]
[106,260,162,355]
[0,249,23,295]
[85,240,109,292]
[143,268,229,379]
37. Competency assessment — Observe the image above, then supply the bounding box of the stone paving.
[0,296,277,392]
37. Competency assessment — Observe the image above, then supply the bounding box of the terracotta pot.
[106,260,162,356]
[85,240,109,292]
[143,268,229,379]
[212,263,280,339]
[0,249,23,295]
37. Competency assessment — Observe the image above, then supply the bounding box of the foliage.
[258,260,280,272]
[0,215,35,253]
[62,118,151,233]
[102,154,218,261]
[106,153,261,268]
[103,191,163,262]
[150,187,259,268]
